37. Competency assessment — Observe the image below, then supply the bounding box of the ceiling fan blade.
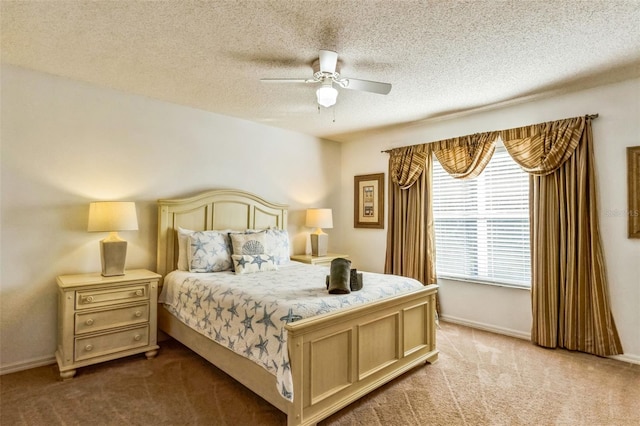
[260,78,317,84]
[319,50,338,74]
[341,78,392,95]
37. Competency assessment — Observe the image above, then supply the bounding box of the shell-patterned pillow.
[229,232,266,256]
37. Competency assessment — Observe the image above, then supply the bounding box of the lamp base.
[100,239,127,276]
[310,233,328,257]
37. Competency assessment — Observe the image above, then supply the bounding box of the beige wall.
[0,65,342,372]
[2,64,638,372]
[339,77,640,363]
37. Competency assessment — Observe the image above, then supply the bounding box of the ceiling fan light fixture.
[316,82,338,108]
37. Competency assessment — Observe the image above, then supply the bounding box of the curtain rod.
[381,113,599,153]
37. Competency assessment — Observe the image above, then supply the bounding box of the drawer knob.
[134,311,142,318]
[134,334,142,341]
[85,318,94,326]
[85,344,94,352]
[85,296,94,303]
[135,290,143,296]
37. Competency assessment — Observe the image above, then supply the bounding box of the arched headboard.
[157,189,288,277]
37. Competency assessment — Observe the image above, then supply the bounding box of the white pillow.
[264,229,290,265]
[187,231,233,272]
[232,254,278,275]
[177,227,194,271]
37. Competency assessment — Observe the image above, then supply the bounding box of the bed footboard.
[285,284,438,426]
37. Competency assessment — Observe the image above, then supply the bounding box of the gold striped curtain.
[503,116,623,356]
[431,132,499,179]
[385,144,437,288]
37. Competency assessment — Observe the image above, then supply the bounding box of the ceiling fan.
[260,50,392,108]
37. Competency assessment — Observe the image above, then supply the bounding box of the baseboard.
[0,355,56,376]
[609,353,640,365]
[439,314,531,340]
[1,331,216,375]
[440,315,640,365]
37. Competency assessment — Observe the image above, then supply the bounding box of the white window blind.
[432,146,531,287]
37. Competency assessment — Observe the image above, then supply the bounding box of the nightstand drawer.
[75,325,149,361]
[75,302,149,334]
[76,283,149,309]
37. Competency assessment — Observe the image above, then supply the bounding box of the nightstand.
[55,269,161,379]
[290,253,349,267]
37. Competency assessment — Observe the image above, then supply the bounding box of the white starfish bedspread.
[159,262,423,401]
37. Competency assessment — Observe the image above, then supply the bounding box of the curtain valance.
[500,116,585,176]
[389,144,430,189]
[385,115,591,183]
[430,132,499,179]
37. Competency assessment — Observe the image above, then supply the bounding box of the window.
[432,146,531,287]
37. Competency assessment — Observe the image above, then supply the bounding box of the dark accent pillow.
[350,269,363,291]
[325,269,363,291]
[328,258,351,294]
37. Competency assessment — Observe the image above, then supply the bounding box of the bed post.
[287,331,304,426]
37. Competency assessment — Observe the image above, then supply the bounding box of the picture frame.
[354,173,384,229]
[628,146,640,238]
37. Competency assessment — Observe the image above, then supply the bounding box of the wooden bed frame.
[156,189,438,425]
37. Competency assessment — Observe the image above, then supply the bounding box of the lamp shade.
[306,208,333,229]
[316,83,338,108]
[88,201,138,232]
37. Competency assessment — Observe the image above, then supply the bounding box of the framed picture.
[354,173,384,229]
[628,146,640,238]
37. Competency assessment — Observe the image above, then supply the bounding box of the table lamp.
[88,201,138,276]
[306,208,333,256]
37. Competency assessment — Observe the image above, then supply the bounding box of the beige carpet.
[1,321,639,425]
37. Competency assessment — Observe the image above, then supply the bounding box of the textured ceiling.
[2,1,640,142]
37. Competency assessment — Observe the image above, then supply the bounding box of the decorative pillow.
[187,231,233,272]
[265,229,290,265]
[177,227,195,271]
[328,257,352,294]
[229,232,266,255]
[232,254,278,275]
[245,228,290,265]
